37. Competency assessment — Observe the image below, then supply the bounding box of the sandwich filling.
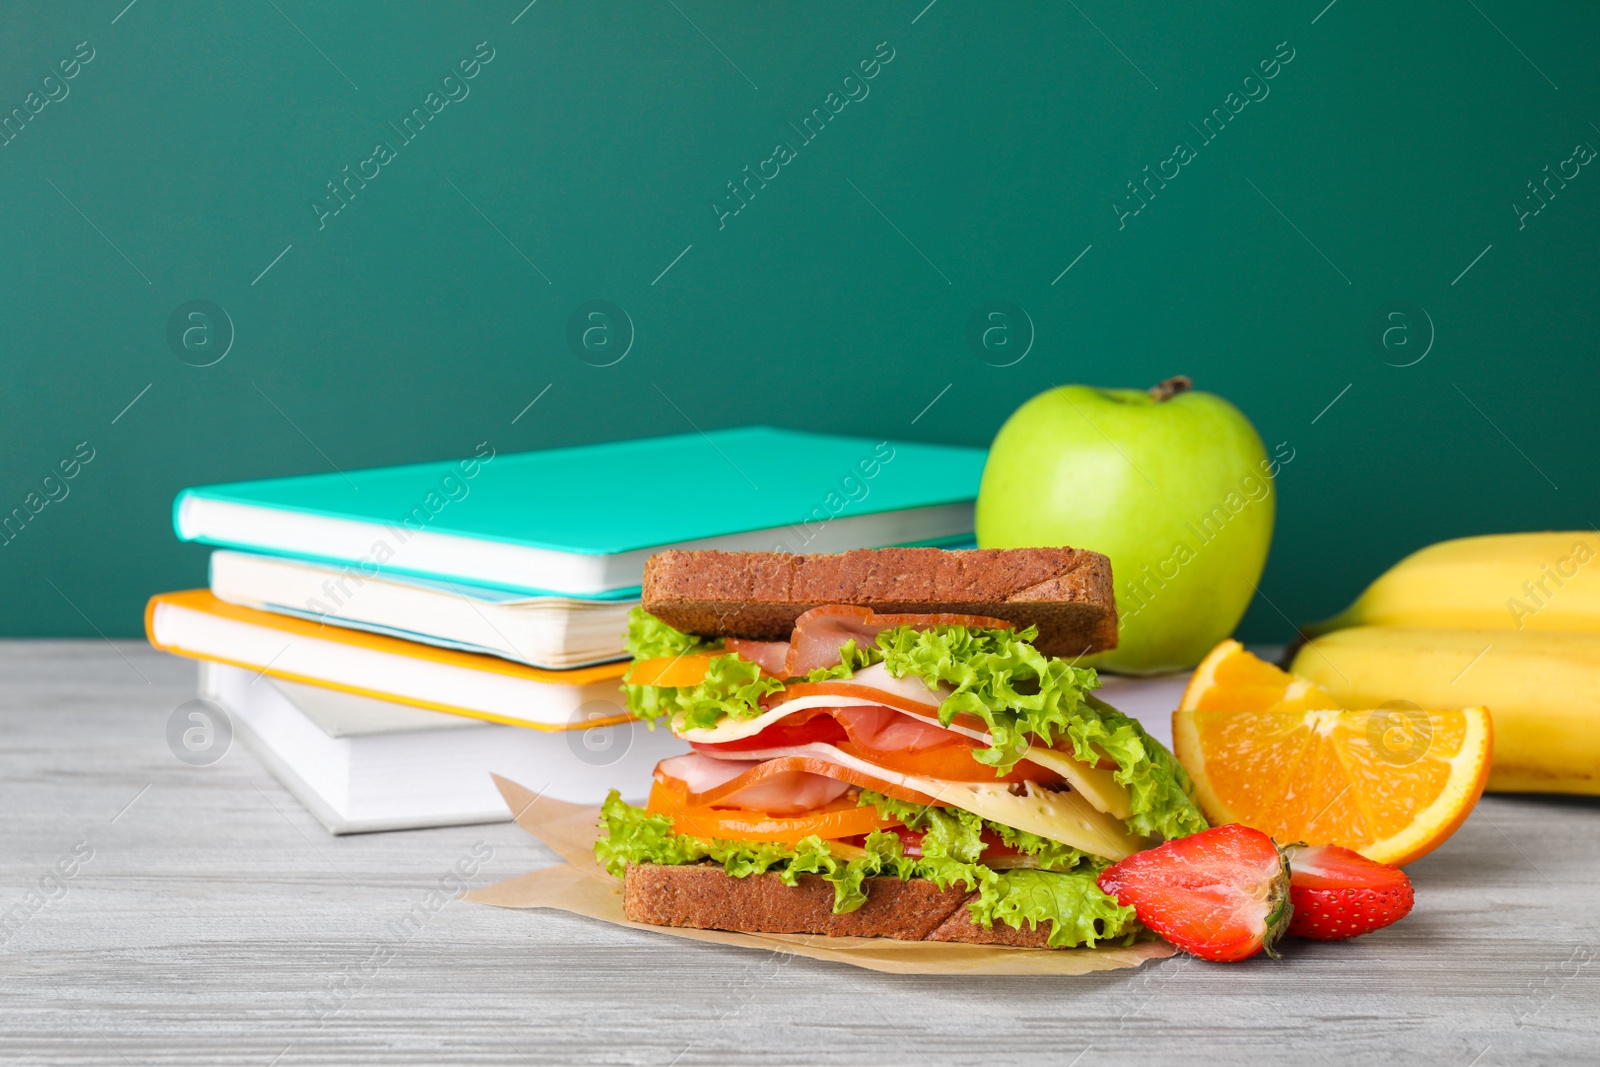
[598,605,1207,948]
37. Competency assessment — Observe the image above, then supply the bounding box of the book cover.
[174,426,982,558]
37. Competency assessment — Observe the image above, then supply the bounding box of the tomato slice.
[691,712,847,753]
[624,652,724,687]
[646,777,898,844]
[835,740,1061,785]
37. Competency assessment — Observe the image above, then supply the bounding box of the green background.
[4,0,1597,643]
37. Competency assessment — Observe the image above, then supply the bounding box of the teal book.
[174,426,986,597]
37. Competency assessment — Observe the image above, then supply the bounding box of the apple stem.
[1149,376,1192,402]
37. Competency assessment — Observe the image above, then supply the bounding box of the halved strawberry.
[1286,844,1414,941]
[1096,824,1291,962]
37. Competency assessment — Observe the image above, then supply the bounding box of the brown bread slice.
[641,547,1117,658]
[623,863,1056,948]
[926,905,1055,947]
[623,863,969,940]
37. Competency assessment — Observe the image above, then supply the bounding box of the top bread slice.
[641,546,1118,658]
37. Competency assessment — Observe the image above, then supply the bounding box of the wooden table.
[4,642,1597,1065]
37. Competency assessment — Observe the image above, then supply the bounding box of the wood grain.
[2,641,1598,1065]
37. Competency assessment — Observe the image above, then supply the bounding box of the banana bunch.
[1303,532,1600,636]
[1292,532,1600,795]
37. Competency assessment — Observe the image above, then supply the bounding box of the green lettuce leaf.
[595,787,716,874]
[785,829,918,912]
[624,607,719,660]
[873,624,1206,841]
[802,638,880,682]
[1078,695,1207,840]
[989,822,1098,872]
[969,867,1137,949]
[623,653,785,728]
[594,792,1135,946]
[860,791,1090,871]
[874,623,1102,771]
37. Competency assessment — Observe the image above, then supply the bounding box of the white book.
[209,550,635,670]
[201,662,686,834]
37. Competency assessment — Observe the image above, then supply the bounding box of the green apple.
[976,378,1276,674]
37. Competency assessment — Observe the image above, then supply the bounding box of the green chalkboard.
[3,1,1597,644]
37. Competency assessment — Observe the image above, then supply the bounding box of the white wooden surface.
[3,641,1598,1066]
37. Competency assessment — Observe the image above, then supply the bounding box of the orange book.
[146,590,629,730]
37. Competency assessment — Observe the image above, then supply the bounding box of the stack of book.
[145,426,987,834]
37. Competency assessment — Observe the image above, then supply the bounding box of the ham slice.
[695,767,853,814]
[652,607,1007,684]
[724,638,790,676]
[870,714,959,753]
[779,604,1015,677]
[656,752,761,794]
[783,605,885,677]
[681,752,941,811]
[715,605,1018,680]
[658,751,895,812]
[829,705,956,753]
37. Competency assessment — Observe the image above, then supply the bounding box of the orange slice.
[1173,640,1493,866]
[1180,638,1343,713]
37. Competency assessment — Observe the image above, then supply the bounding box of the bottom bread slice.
[623,862,1057,948]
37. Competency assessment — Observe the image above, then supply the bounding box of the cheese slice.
[701,742,1142,860]
[1002,746,1131,822]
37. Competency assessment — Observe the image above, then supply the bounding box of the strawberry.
[1286,844,1413,941]
[1097,824,1291,962]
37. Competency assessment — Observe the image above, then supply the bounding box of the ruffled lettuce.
[873,623,1100,769]
[802,638,877,682]
[624,607,720,660]
[623,653,784,729]
[970,867,1136,948]
[622,609,779,727]
[595,791,1138,949]
[860,790,1090,872]
[1079,694,1207,840]
[784,829,917,912]
[873,624,1207,841]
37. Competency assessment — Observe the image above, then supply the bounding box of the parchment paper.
[465,775,1176,975]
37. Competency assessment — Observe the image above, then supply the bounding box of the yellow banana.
[1291,626,1600,795]
[1303,532,1600,637]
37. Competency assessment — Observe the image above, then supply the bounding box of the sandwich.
[594,546,1208,949]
